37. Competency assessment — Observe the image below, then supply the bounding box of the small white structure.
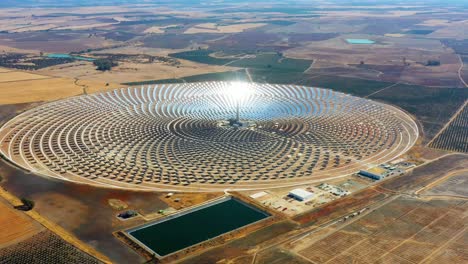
[250,191,268,199]
[289,189,314,201]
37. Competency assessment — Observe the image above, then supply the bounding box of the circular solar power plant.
[0,82,418,191]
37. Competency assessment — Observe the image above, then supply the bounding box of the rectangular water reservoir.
[125,196,270,257]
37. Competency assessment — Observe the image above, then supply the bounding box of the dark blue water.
[129,198,269,256]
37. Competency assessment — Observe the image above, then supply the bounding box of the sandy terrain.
[0,197,44,247]
[184,23,267,34]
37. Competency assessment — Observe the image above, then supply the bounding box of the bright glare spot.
[228,82,252,101]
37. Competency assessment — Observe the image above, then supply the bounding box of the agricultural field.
[179,220,298,264]
[424,172,468,197]
[0,70,49,82]
[0,0,464,91]
[36,55,234,86]
[256,250,310,264]
[0,230,102,263]
[429,101,468,153]
[0,197,44,247]
[368,84,468,142]
[380,154,468,194]
[295,197,467,264]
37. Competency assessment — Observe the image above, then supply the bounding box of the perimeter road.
[458,54,468,88]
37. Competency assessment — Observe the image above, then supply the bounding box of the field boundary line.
[0,76,56,84]
[426,99,468,147]
[457,54,468,88]
[245,68,253,82]
[364,82,399,98]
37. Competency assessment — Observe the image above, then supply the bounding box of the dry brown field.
[0,67,120,104]
[0,70,50,82]
[0,77,118,104]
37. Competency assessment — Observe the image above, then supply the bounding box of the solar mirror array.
[0,82,418,191]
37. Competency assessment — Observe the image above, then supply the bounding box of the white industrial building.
[289,189,314,201]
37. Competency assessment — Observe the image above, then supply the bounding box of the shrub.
[93,59,118,71]
[14,198,35,211]
[426,60,441,66]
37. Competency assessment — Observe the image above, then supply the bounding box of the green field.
[123,70,248,85]
[170,50,233,65]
